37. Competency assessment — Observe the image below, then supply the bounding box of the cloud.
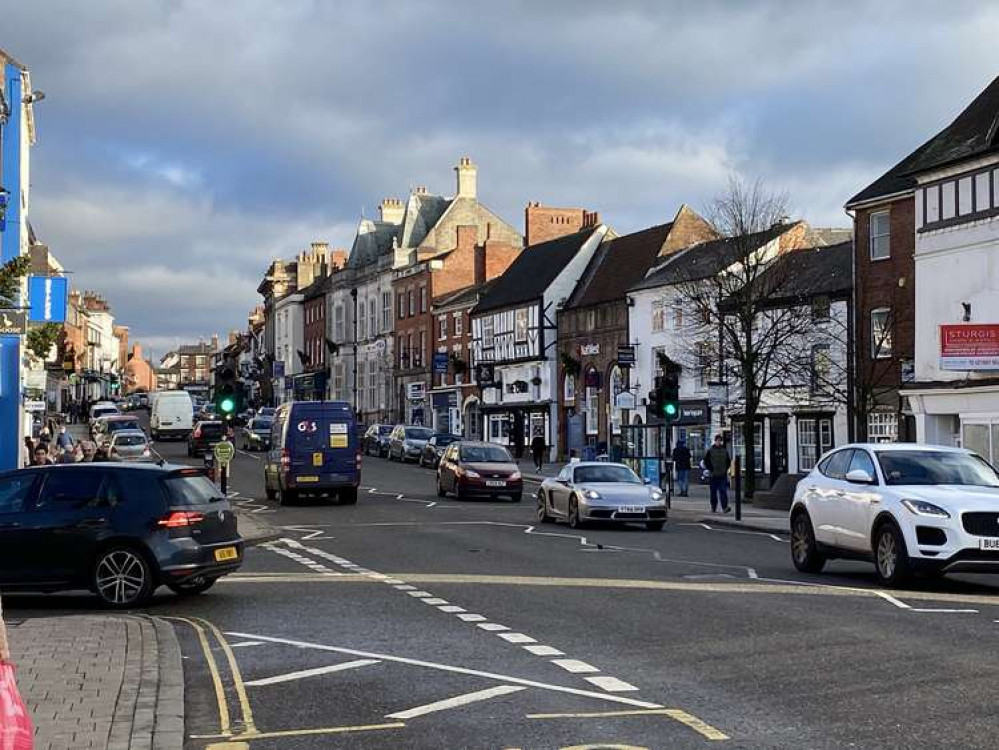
[4,0,997,346]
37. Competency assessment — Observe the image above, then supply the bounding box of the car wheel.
[339,487,358,505]
[437,477,447,498]
[265,486,277,501]
[150,430,158,441]
[537,492,553,523]
[511,493,522,503]
[790,510,827,574]
[455,483,466,502]
[167,577,217,596]
[874,520,910,586]
[646,521,665,531]
[278,488,297,507]
[93,547,154,609]
[568,496,583,529]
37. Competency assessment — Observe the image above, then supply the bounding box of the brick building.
[845,147,919,442]
[124,343,156,393]
[524,203,601,246]
[557,206,716,457]
[395,224,520,425]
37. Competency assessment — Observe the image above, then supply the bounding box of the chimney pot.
[454,156,478,199]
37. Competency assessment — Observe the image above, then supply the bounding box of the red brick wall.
[524,203,600,246]
[303,295,327,371]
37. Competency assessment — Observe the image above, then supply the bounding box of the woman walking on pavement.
[702,434,731,513]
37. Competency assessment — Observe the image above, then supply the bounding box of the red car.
[436,441,522,502]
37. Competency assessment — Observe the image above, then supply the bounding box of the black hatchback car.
[0,463,243,608]
[187,420,226,457]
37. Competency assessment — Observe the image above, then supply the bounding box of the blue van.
[263,401,360,505]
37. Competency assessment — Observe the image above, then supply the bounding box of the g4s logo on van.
[296,420,318,433]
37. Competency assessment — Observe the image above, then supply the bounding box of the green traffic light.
[664,403,678,417]
[220,397,236,414]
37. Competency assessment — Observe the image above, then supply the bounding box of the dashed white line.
[422,598,449,605]
[438,605,466,613]
[584,675,640,692]
[385,685,526,720]
[551,659,600,674]
[476,623,510,632]
[497,633,536,644]
[394,585,417,591]
[523,645,564,657]
[457,614,487,622]
[407,591,433,598]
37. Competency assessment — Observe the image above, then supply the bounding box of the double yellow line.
[167,616,257,738]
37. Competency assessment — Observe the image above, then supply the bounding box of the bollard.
[734,455,742,521]
[220,464,228,497]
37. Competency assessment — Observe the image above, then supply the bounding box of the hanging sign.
[27,276,68,323]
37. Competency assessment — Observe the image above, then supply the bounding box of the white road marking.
[551,659,600,674]
[584,675,639,692]
[225,631,662,709]
[524,645,564,657]
[385,685,526,720]
[498,633,536,644]
[407,591,433,598]
[457,614,487,622]
[230,641,266,648]
[422,598,449,605]
[245,659,380,687]
[438,605,466,613]
[394,585,417,591]
[692,522,786,543]
[281,526,331,541]
[476,623,510,632]
[911,608,978,613]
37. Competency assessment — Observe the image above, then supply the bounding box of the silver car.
[107,430,153,462]
[537,462,668,531]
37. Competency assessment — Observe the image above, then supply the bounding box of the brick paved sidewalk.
[6,615,184,750]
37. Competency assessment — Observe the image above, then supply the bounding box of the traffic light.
[215,361,239,419]
[651,356,682,422]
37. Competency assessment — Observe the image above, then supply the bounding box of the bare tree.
[673,176,811,497]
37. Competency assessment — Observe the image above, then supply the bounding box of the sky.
[4,0,998,357]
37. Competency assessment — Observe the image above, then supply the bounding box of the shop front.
[292,371,328,402]
[431,389,461,434]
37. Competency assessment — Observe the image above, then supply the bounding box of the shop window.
[733,422,764,473]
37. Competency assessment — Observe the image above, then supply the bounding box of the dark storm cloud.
[3,0,997,346]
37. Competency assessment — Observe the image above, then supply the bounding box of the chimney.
[329,248,348,270]
[379,197,405,224]
[524,203,598,246]
[211,334,219,352]
[455,156,477,199]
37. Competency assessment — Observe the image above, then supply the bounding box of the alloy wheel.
[792,516,809,564]
[96,550,147,605]
[877,529,897,579]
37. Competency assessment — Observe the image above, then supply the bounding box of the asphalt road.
[9,420,999,749]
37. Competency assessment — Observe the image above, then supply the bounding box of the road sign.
[213,440,235,465]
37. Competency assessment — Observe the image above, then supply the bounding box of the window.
[439,316,448,340]
[651,300,665,333]
[870,308,892,359]
[368,362,377,407]
[733,422,764,473]
[454,312,463,336]
[811,345,831,395]
[482,318,495,348]
[358,304,367,340]
[868,411,897,443]
[811,296,831,322]
[418,331,426,368]
[408,290,415,316]
[36,470,105,509]
[357,361,366,410]
[399,336,406,368]
[848,449,877,481]
[0,474,36,514]
[382,292,392,332]
[334,305,344,341]
[584,386,599,435]
[870,211,890,260]
[696,341,713,390]
[586,310,596,330]
[673,303,683,329]
[818,449,852,479]
[797,417,833,472]
[609,366,624,435]
[420,286,427,313]
[515,309,528,343]
[564,373,576,403]
[368,298,376,337]
[398,293,406,320]
[407,334,413,368]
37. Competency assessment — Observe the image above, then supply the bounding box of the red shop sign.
[940,324,999,370]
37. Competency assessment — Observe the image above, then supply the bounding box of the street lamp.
[350,287,359,418]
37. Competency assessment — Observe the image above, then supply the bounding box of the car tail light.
[193,426,202,439]
[280,448,291,472]
[158,511,205,528]
[356,451,362,468]
[142,447,151,457]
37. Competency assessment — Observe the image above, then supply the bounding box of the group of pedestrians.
[65,399,91,424]
[23,425,99,466]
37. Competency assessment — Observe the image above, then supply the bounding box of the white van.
[150,390,194,440]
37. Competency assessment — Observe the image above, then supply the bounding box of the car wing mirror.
[643,477,652,485]
[845,469,874,485]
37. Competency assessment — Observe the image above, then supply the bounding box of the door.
[769,416,788,483]
[550,465,573,516]
[837,448,880,551]
[803,449,853,546]
[0,473,41,584]
[22,468,113,584]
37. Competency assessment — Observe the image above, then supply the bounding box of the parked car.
[388,425,434,463]
[437,441,522,502]
[362,424,394,457]
[791,443,999,585]
[89,402,119,426]
[420,434,461,468]
[107,430,153,462]
[240,417,274,451]
[263,401,360,506]
[0,464,243,607]
[538,462,667,531]
[150,390,194,441]
[257,407,276,419]
[187,421,226,457]
[95,415,144,450]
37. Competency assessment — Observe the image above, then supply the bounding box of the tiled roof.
[567,223,673,308]
[472,228,598,315]
[847,76,999,207]
[757,241,853,300]
[630,224,790,292]
[433,280,494,310]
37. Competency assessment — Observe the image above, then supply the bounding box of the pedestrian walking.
[56,425,74,451]
[530,431,546,473]
[702,434,731,513]
[671,438,692,497]
[31,446,52,466]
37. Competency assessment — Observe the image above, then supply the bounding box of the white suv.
[789,443,999,585]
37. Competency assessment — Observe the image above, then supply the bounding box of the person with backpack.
[702,434,731,513]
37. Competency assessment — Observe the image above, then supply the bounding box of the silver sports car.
[537,461,667,531]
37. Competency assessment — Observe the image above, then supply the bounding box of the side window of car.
[848,450,878,482]
[819,450,853,480]
[557,466,571,482]
[0,474,37,514]
[34,470,107,510]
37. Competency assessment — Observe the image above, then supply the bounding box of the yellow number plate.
[214,547,238,562]
[297,475,319,483]
[313,452,324,467]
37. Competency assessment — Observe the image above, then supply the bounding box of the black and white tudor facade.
[470,225,608,460]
